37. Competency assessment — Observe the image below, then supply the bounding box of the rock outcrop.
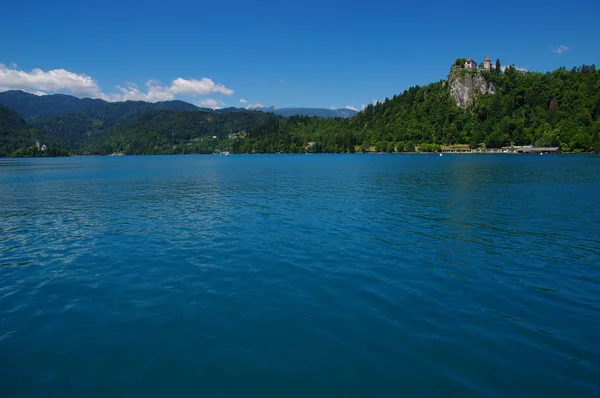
[448,66,495,109]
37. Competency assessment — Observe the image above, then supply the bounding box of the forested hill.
[2,64,600,156]
[30,100,203,149]
[355,64,600,150]
[234,65,600,153]
[0,105,68,157]
[82,109,280,155]
[0,104,31,156]
[1,104,280,156]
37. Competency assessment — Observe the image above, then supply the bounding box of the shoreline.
[4,152,598,160]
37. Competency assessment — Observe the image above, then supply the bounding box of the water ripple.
[1,155,599,396]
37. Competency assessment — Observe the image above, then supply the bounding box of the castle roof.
[466,58,474,62]
[484,56,491,61]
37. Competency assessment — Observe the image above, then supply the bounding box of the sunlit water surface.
[1,154,599,396]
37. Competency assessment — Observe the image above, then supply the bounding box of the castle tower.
[484,56,492,72]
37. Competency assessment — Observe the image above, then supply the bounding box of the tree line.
[2,64,599,157]
[233,64,600,153]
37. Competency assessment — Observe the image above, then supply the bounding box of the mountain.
[3,63,599,156]
[234,64,600,153]
[0,104,27,129]
[0,91,358,122]
[0,97,280,156]
[31,99,201,148]
[0,104,68,157]
[0,90,359,153]
[254,106,358,118]
[0,104,32,156]
[0,90,199,123]
[0,90,105,121]
[82,109,281,155]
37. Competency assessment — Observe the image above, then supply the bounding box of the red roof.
[485,56,491,61]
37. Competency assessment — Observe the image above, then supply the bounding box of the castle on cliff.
[449,56,497,109]
[464,56,493,72]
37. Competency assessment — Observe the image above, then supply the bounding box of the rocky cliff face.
[448,66,495,109]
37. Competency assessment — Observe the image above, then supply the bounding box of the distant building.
[41,144,47,151]
[36,140,40,150]
[484,56,492,72]
[515,146,560,153]
[461,56,493,72]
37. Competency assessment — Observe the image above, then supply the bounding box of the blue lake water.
[1,154,599,397]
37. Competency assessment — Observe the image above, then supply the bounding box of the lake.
[1,154,599,397]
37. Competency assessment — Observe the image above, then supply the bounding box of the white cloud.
[101,80,174,102]
[552,45,569,54]
[197,98,225,109]
[0,63,101,96]
[239,98,248,103]
[361,104,367,110]
[246,103,264,109]
[0,63,235,103]
[32,91,47,96]
[170,77,233,96]
[345,106,359,112]
[10,63,17,69]
[105,77,235,102]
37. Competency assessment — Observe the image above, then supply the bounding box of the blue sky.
[1,0,598,110]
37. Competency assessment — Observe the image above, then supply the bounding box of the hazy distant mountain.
[0,91,357,121]
[0,90,199,122]
[0,90,105,121]
[210,106,357,118]
[214,107,253,114]
[255,106,358,118]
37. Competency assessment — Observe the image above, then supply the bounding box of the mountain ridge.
[2,63,599,156]
[0,90,357,121]
[251,106,358,118]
